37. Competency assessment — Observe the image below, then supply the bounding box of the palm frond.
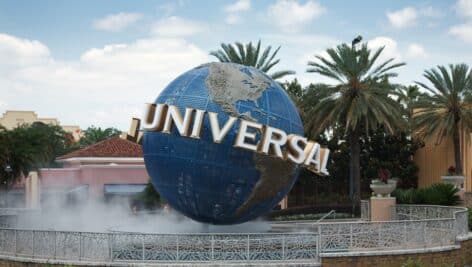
[210,40,294,80]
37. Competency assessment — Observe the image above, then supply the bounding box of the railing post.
[316,234,320,261]
[281,235,285,260]
[211,234,214,261]
[403,221,407,245]
[176,235,179,261]
[79,232,82,261]
[423,222,427,247]
[377,224,382,248]
[349,224,353,249]
[31,230,35,258]
[142,234,145,261]
[246,234,250,261]
[53,231,57,259]
[318,224,322,252]
[14,229,17,256]
[108,233,113,262]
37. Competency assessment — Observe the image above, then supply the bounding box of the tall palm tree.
[414,64,472,175]
[306,42,406,209]
[210,40,295,80]
[396,85,428,130]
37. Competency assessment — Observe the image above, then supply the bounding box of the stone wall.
[322,237,472,267]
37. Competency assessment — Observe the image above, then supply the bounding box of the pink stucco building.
[39,137,149,205]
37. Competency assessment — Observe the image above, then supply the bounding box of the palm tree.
[210,40,295,80]
[79,126,121,148]
[306,41,406,209]
[414,64,472,175]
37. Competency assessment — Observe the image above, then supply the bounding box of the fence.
[0,204,469,264]
[392,205,469,236]
[0,230,318,263]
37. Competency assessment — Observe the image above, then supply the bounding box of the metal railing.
[0,204,469,263]
[360,200,370,221]
[316,210,336,223]
[392,205,469,236]
[0,230,318,263]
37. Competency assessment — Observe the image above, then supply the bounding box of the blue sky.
[1,0,471,129]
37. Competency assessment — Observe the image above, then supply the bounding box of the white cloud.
[386,7,417,29]
[225,0,251,13]
[267,0,325,32]
[225,14,242,25]
[419,6,443,18]
[151,16,205,36]
[0,33,50,66]
[93,12,143,32]
[449,23,472,43]
[261,33,338,85]
[0,33,209,129]
[449,0,472,43]
[367,36,402,61]
[224,0,251,25]
[406,43,427,58]
[455,0,472,18]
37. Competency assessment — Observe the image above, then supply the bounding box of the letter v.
[208,112,237,143]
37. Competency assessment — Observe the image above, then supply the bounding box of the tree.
[132,182,162,210]
[0,123,70,191]
[397,85,426,119]
[305,41,406,211]
[284,79,303,100]
[210,40,295,80]
[78,126,122,148]
[414,64,472,175]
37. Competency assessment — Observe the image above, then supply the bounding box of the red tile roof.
[57,137,142,159]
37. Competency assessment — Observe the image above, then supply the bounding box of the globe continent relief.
[143,62,304,224]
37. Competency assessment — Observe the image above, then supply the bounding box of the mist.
[14,195,272,234]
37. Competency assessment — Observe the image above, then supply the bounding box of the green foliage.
[272,212,352,221]
[283,78,303,99]
[132,182,162,210]
[306,42,406,136]
[393,183,460,206]
[289,79,422,205]
[414,64,472,175]
[210,40,295,80]
[414,64,472,139]
[0,122,73,188]
[361,129,423,189]
[78,126,121,148]
[402,258,424,267]
[304,41,406,209]
[397,85,427,118]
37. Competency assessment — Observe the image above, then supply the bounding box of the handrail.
[315,210,336,223]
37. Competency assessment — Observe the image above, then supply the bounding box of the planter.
[441,175,464,189]
[370,182,396,197]
[388,178,399,187]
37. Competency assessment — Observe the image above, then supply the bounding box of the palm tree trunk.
[349,127,361,214]
[453,122,463,175]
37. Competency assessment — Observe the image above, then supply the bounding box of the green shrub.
[402,258,424,267]
[393,183,460,206]
[272,212,352,221]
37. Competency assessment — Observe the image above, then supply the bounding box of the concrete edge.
[320,245,460,258]
[456,232,472,241]
[0,254,321,266]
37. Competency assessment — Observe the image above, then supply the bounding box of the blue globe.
[143,62,304,224]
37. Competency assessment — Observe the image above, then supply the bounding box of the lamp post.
[351,35,362,49]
